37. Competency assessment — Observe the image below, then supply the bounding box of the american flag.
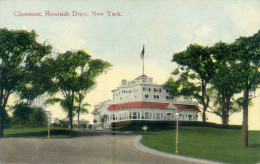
[140,45,145,59]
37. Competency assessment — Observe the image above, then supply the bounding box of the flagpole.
[143,55,144,75]
[140,45,145,75]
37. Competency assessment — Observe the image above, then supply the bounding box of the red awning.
[174,104,200,111]
[91,108,99,114]
[107,102,170,110]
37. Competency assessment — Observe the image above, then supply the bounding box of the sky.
[0,0,260,130]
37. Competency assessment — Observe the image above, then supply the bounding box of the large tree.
[0,28,52,137]
[233,31,260,147]
[210,42,242,124]
[172,44,215,122]
[41,49,111,129]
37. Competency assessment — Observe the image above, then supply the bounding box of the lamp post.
[142,125,148,139]
[46,111,52,139]
[175,112,180,154]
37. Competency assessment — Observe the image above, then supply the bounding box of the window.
[161,113,164,120]
[167,113,171,120]
[145,94,148,98]
[145,112,150,119]
[156,113,160,119]
[149,88,151,91]
[133,112,137,119]
[166,96,173,99]
[154,95,159,99]
[143,87,145,91]
[188,115,192,121]
[141,112,145,119]
[159,89,161,92]
[129,112,132,119]
[154,88,158,92]
[113,114,116,120]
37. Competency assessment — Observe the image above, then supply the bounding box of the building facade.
[92,75,199,128]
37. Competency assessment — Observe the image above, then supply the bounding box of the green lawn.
[4,127,78,138]
[115,126,260,164]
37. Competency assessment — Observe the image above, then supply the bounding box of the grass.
[114,126,260,164]
[4,127,78,138]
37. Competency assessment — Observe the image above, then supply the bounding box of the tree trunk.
[68,93,75,129]
[0,107,4,138]
[0,88,4,138]
[222,97,230,125]
[202,79,207,122]
[242,89,249,147]
[0,92,10,138]
[69,112,73,129]
[78,101,81,127]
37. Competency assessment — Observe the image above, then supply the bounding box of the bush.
[12,103,47,128]
[88,124,93,129]
[73,124,87,129]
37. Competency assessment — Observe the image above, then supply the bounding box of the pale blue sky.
[1,0,260,129]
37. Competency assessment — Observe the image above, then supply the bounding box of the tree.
[41,49,111,129]
[75,92,90,127]
[164,69,200,101]
[210,42,243,124]
[0,28,52,137]
[172,44,215,122]
[233,31,260,147]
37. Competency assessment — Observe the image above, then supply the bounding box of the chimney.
[121,80,127,85]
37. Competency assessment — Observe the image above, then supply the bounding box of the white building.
[92,75,199,128]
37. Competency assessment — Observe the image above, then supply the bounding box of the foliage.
[12,103,47,128]
[40,49,111,129]
[209,42,243,124]
[0,28,52,137]
[233,31,260,147]
[168,44,215,122]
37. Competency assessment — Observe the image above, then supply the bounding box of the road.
[0,130,219,164]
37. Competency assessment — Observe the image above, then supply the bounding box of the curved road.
[0,130,219,164]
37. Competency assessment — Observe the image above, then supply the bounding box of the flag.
[140,45,144,59]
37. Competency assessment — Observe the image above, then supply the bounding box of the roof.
[107,102,170,110]
[135,74,149,80]
[91,108,99,114]
[174,104,200,112]
[106,102,200,111]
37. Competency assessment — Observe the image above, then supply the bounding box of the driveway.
[0,130,219,164]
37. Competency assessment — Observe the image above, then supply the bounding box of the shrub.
[12,103,47,128]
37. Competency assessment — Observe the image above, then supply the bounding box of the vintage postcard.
[0,0,259,163]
